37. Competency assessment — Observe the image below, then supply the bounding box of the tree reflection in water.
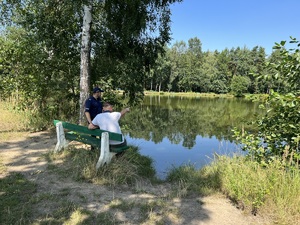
[121,95,261,179]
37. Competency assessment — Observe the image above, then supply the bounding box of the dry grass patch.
[0,101,30,141]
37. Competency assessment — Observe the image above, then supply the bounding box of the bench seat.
[53,120,129,168]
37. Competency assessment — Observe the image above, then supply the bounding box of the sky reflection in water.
[125,135,240,179]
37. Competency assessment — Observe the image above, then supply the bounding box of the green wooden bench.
[53,120,129,168]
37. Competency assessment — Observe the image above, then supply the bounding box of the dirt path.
[0,131,270,224]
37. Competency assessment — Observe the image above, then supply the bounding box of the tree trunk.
[79,4,92,125]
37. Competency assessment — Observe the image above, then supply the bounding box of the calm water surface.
[122,95,260,179]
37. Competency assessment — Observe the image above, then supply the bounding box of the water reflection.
[121,95,260,179]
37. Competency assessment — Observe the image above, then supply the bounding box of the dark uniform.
[85,87,104,151]
[85,96,103,121]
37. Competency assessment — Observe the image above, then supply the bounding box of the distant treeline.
[146,37,285,96]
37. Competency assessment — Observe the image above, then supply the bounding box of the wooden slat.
[66,132,129,152]
[65,132,100,147]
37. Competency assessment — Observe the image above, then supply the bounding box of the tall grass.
[0,97,79,134]
[0,101,30,141]
[45,145,158,186]
[166,163,221,197]
[166,155,300,224]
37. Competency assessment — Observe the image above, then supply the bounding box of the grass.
[45,145,159,186]
[166,162,221,197]
[166,155,300,224]
[0,173,37,225]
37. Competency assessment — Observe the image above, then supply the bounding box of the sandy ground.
[0,131,270,225]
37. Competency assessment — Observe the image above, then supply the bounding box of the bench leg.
[54,122,68,153]
[96,132,116,169]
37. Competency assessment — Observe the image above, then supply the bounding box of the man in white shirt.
[88,102,130,146]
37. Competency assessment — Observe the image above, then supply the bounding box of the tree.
[198,51,217,92]
[213,49,230,90]
[0,0,182,125]
[230,75,251,97]
[249,46,267,93]
[185,37,203,92]
[148,51,171,92]
[80,3,93,124]
[167,41,187,92]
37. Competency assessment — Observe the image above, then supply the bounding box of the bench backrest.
[53,120,123,142]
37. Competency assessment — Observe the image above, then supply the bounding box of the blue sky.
[169,0,300,55]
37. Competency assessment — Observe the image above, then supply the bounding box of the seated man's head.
[103,102,114,112]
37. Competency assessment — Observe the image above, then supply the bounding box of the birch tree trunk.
[79,4,92,125]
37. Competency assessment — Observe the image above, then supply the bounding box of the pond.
[121,95,261,179]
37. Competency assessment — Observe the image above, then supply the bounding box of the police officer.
[85,87,104,124]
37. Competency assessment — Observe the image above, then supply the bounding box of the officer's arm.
[85,99,92,124]
[85,112,92,124]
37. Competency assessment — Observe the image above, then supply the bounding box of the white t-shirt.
[92,112,124,145]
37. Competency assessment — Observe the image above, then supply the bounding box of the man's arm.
[88,122,99,130]
[120,107,130,117]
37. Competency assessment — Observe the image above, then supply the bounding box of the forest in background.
[148,37,286,95]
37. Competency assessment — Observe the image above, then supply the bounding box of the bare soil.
[0,131,271,225]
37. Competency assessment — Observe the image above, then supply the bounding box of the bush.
[234,37,300,166]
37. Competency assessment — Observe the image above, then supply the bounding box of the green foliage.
[217,157,272,213]
[92,0,183,103]
[234,37,300,166]
[0,0,295,134]
[210,79,228,94]
[0,26,80,128]
[259,92,300,160]
[230,75,251,97]
[0,0,182,128]
[233,129,269,165]
[271,37,300,93]
[147,42,274,94]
